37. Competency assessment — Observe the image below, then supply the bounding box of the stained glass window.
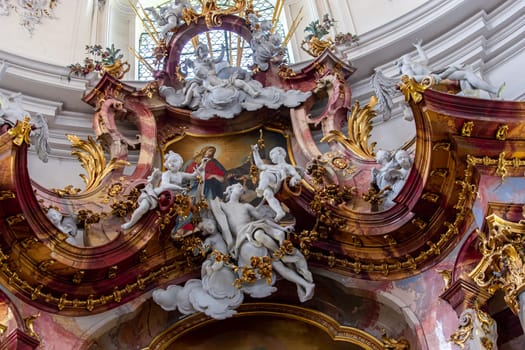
[136,0,287,81]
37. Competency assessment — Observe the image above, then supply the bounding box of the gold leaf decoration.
[66,134,130,193]
[320,96,377,160]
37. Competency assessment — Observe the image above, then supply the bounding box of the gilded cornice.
[146,303,385,350]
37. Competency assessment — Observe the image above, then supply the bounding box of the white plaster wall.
[27,154,86,190]
[284,0,428,63]
[0,2,97,66]
[486,48,525,101]
[344,0,428,34]
[0,1,134,78]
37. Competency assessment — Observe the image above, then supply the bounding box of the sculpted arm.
[251,144,265,169]
[413,39,428,65]
[213,44,226,64]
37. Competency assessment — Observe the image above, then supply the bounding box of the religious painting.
[164,128,291,202]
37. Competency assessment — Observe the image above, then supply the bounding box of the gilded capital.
[449,307,497,349]
[469,214,525,314]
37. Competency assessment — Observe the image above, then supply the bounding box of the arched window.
[135,0,288,81]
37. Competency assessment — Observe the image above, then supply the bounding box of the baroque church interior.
[0,0,524,349]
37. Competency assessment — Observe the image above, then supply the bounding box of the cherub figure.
[159,0,191,36]
[249,15,285,71]
[370,149,413,210]
[252,144,302,221]
[152,216,244,319]
[47,208,81,246]
[438,63,505,98]
[121,151,207,230]
[395,39,435,83]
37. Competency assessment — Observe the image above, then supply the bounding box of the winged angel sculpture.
[160,41,311,120]
[0,61,50,162]
[371,40,505,121]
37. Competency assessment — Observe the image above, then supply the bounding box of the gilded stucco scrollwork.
[469,215,525,315]
[66,134,130,193]
[449,307,497,350]
[381,328,411,349]
[320,96,378,160]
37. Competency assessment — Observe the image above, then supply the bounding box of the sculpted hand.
[289,177,301,187]
[196,158,209,172]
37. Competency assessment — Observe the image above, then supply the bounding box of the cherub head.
[198,217,217,235]
[375,149,392,165]
[223,183,244,201]
[164,151,183,172]
[46,208,63,226]
[269,146,287,164]
[394,150,412,169]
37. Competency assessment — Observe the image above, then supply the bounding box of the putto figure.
[371,40,506,120]
[152,216,244,319]
[153,182,315,319]
[249,14,285,71]
[371,149,414,210]
[252,144,302,222]
[121,151,207,230]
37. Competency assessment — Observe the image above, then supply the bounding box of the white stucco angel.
[121,151,207,230]
[145,0,191,37]
[47,208,83,247]
[371,40,505,121]
[210,183,314,302]
[371,149,413,210]
[252,144,302,222]
[248,14,285,71]
[160,43,311,120]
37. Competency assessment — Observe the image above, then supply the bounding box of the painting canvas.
[165,129,291,202]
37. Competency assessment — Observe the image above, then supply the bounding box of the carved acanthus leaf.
[67,134,130,193]
[320,96,377,160]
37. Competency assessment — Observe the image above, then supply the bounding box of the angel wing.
[145,6,167,26]
[30,113,50,163]
[370,69,400,121]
